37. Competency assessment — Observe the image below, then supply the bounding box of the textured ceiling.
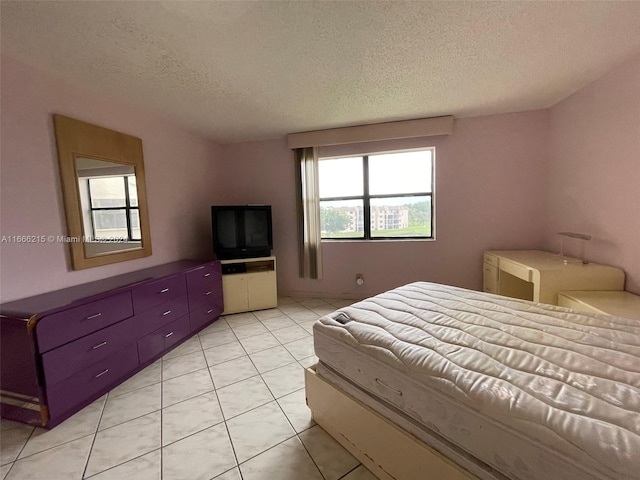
[2,1,640,144]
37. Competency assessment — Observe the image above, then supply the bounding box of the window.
[88,175,140,241]
[319,149,434,240]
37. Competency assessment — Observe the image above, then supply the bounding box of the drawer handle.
[165,332,174,338]
[95,369,109,378]
[207,309,213,314]
[203,273,211,277]
[85,312,102,320]
[205,291,212,296]
[92,341,108,350]
[375,378,403,396]
[162,310,172,316]
[159,288,170,294]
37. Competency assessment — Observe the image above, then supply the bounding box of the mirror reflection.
[54,114,152,270]
[75,157,142,257]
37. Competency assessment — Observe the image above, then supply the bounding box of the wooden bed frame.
[305,365,478,480]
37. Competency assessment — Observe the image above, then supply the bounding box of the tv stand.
[219,256,277,314]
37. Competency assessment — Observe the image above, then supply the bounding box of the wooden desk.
[558,291,640,320]
[483,250,625,305]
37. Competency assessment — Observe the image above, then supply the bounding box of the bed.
[306,282,640,480]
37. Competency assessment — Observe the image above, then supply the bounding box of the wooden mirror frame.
[53,115,152,270]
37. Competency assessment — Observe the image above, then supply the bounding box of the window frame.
[87,175,141,241]
[318,147,435,241]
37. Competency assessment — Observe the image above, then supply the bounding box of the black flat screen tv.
[211,205,273,260]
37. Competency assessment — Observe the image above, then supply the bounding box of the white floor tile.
[0,463,11,480]
[226,401,295,463]
[99,383,161,430]
[6,436,92,480]
[249,345,297,373]
[283,336,316,360]
[299,425,359,480]
[162,391,223,446]
[238,332,280,354]
[298,355,319,369]
[87,450,161,480]
[0,423,33,465]
[230,322,269,339]
[239,436,323,480]
[209,356,258,389]
[162,335,203,360]
[270,325,310,344]
[198,318,230,337]
[162,423,236,480]
[109,361,162,398]
[276,389,315,433]
[20,399,103,458]
[212,467,241,480]
[224,312,259,327]
[203,340,246,366]
[261,363,305,398]
[162,369,214,407]
[162,350,207,380]
[85,411,161,477]
[216,376,274,419]
[252,309,284,320]
[260,316,297,331]
[199,329,238,349]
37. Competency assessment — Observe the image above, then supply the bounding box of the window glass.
[128,176,138,207]
[318,157,363,198]
[370,196,432,238]
[92,210,128,240]
[369,150,432,195]
[89,177,126,208]
[320,199,364,238]
[318,148,434,240]
[130,209,141,240]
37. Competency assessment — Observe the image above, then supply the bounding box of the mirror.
[54,115,152,269]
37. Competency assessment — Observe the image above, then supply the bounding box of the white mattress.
[313,282,640,480]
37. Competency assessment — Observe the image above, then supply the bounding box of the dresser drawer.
[46,343,139,419]
[135,295,189,338]
[189,302,224,332]
[186,262,221,291]
[36,292,133,353]
[132,274,187,313]
[138,314,191,365]
[188,283,223,311]
[41,317,137,387]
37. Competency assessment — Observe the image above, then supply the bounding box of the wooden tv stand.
[219,256,277,314]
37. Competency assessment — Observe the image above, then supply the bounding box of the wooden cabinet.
[0,260,223,428]
[220,257,277,314]
[483,250,624,305]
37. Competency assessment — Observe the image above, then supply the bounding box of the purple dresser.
[0,260,223,428]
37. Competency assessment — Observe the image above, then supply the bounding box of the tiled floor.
[0,296,377,480]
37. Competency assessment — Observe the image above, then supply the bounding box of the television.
[211,205,273,260]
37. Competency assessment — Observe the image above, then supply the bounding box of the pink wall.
[219,110,549,298]
[544,53,640,294]
[0,56,222,302]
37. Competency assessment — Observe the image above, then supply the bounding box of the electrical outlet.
[355,274,365,286]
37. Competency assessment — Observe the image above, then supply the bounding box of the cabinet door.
[247,271,278,310]
[222,275,249,314]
